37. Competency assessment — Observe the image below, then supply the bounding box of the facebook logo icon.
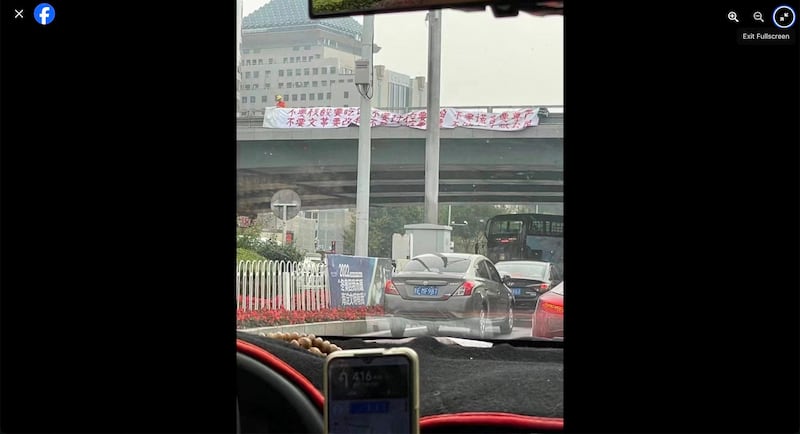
[33,3,55,25]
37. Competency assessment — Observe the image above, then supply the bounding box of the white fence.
[236,260,330,311]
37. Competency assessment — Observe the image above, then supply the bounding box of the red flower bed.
[237,305,384,328]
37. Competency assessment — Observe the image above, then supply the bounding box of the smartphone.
[324,347,420,434]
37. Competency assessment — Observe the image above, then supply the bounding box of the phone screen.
[326,355,413,434]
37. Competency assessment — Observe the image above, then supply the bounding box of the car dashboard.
[236,331,563,434]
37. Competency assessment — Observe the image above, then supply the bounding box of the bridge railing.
[236,105,563,127]
[374,105,563,114]
[237,260,329,312]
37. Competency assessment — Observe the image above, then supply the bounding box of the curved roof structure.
[243,0,363,39]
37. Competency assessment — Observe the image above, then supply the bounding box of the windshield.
[495,262,547,279]
[488,220,524,237]
[236,0,563,342]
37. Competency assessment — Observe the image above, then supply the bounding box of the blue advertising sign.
[327,255,394,307]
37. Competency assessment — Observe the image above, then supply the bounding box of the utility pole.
[354,14,375,257]
[424,9,442,225]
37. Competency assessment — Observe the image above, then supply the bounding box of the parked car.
[383,253,515,339]
[494,260,563,312]
[532,281,564,340]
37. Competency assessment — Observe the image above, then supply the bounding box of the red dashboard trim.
[420,412,563,431]
[236,339,324,411]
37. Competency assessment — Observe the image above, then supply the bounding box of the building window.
[318,92,324,100]
[245,59,251,65]
[262,96,268,103]
[292,94,297,101]
[293,46,300,51]
[245,72,251,78]
[304,81,309,87]
[250,96,256,103]
[290,57,294,63]
[315,54,321,59]
[253,71,260,78]
[330,66,336,74]
[265,83,270,88]
[243,49,250,54]
[304,45,311,50]
[269,58,274,64]
[258,59,263,65]
[245,84,251,90]
[279,70,284,76]
[321,68,327,75]
[287,82,292,88]
[339,79,344,83]
[313,68,319,75]
[295,56,300,62]
[295,68,301,75]
[283,57,288,63]
[326,92,331,100]
[253,84,259,89]
[389,83,411,108]
[302,56,307,62]
[265,70,271,76]
[310,93,315,101]
[312,81,318,87]
[301,94,306,101]
[242,96,247,103]
[344,91,349,98]
[287,70,293,76]
[278,83,284,88]
[321,80,328,86]
[304,68,310,75]
[347,78,353,83]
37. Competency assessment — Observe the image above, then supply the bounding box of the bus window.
[489,220,523,238]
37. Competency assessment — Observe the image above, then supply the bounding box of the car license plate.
[513,288,523,295]
[414,286,439,296]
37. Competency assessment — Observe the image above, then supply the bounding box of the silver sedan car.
[383,253,515,339]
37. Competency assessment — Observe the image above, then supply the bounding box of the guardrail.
[237,260,329,311]
[236,105,564,127]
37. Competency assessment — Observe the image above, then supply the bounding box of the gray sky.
[242,1,563,107]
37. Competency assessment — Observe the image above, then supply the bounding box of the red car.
[531,281,564,340]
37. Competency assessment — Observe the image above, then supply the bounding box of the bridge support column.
[424,9,442,225]
[355,14,374,257]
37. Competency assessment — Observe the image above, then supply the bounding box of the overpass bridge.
[237,106,563,215]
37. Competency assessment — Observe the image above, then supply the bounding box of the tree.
[343,206,424,258]
[341,203,541,257]
[236,220,305,262]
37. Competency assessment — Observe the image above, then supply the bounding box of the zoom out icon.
[33,3,55,25]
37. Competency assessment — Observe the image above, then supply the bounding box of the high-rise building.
[239,0,426,115]
[304,209,353,253]
[236,0,243,117]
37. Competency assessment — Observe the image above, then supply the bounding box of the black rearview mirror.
[308,0,563,19]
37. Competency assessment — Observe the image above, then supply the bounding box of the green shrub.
[237,248,266,263]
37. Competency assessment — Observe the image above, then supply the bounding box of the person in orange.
[275,95,286,108]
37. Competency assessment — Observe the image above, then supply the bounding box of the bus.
[478,213,563,269]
